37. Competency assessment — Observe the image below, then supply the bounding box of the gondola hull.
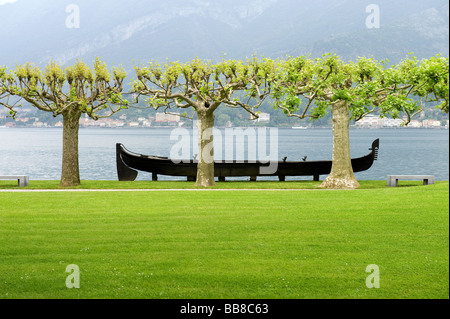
[116,139,379,181]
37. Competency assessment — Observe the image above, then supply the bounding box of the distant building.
[409,120,423,128]
[422,120,441,128]
[356,115,410,128]
[355,115,384,128]
[79,118,96,127]
[111,121,126,128]
[155,113,180,123]
[257,112,271,123]
[142,120,152,127]
[33,121,45,127]
[383,118,404,128]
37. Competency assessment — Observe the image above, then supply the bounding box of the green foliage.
[66,60,94,85]
[1,54,448,125]
[0,66,19,118]
[44,61,65,88]
[132,57,278,118]
[416,55,449,113]
[0,58,128,119]
[273,54,449,124]
[0,58,130,187]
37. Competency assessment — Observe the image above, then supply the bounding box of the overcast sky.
[0,0,448,67]
[0,0,17,5]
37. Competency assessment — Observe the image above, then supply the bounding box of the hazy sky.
[0,0,447,67]
[0,0,17,5]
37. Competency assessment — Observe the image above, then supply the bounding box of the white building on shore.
[155,112,181,123]
[422,119,442,128]
[355,115,444,129]
[355,115,385,128]
[257,112,271,123]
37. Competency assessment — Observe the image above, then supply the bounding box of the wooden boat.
[116,139,379,182]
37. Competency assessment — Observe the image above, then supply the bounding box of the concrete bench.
[387,175,435,187]
[0,175,29,187]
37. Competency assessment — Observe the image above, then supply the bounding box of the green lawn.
[0,182,448,299]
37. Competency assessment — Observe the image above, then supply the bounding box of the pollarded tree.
[0,67,19,118]
[132,57,277,187]
[274,54,449,189]
[0,58,129,186]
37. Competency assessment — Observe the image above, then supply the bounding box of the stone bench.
[387,175,435,187]
[0,175,29,187]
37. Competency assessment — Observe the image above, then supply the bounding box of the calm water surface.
[0,127,448,181]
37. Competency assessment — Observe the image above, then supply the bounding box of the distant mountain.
[0,0,448,71]
[292,2,450,62]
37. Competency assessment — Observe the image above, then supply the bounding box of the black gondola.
[116,139,379,182]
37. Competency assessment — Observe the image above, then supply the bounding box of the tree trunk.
[320,100,360,189]
[195,110,216,187]
[60,109,82,187]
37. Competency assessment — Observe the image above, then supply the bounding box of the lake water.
[0,127,448,181]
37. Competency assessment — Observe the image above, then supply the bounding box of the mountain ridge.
[0,0,448,70]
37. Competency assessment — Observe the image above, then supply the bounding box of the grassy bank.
[0,182,448,299]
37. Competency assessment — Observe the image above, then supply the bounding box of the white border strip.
[0,188,336,193]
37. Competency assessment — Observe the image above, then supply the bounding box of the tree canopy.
[1,54,448,189]
[0,58,129,186]
[274,54,449,123]
[272,54,449,188]
[132,57,278,186]
[0,66,19,118]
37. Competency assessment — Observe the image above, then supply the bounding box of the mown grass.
[0,182,448,299]
[0,179,443,190]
